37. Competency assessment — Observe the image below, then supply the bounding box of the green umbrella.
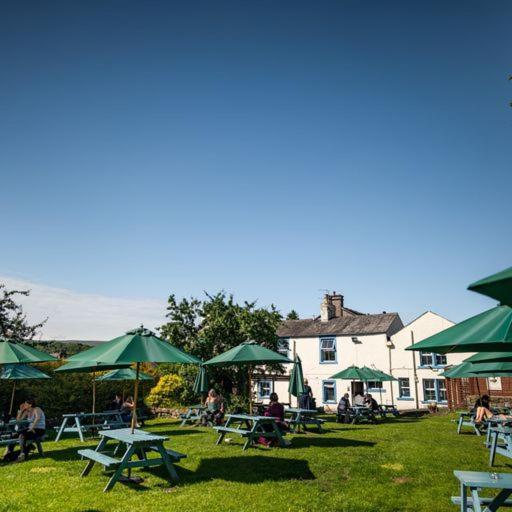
[192,365,209,395]
[329,365,376,381]
[66,326,201,431]
[441,362,480,378]
[1,364,50,415]
[203,340,292,413]
[95,368,154,382]
[56,360,130,415]
[468,266,512,307]
[0,338,57,364]
[288,355,306,398]
[406,305,512,354]
[361,367,397,404]
[464,352,512,364]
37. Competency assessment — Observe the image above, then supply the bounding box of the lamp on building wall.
[351,337,362,344]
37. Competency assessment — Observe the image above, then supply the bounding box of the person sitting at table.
[475,394,494,423]
[120,396,135,423]
[337,393,351,423]
[354,392,365,406]
[259,392,288,446]
[112,392,123,411]
[201,389,225,426]
[5,398,46,462]
[364,394,380,412]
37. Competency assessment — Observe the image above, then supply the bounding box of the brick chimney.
[331,292,344,318]
[320,294,335,322]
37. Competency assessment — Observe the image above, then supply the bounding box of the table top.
[490,426,512,434]
[98,428,167,444]
[285,408,318,414]
[454,470,512,489]
[62,411,122,419]
[227,414,279,422]
[351,406,372,411]
[189,404,206,410]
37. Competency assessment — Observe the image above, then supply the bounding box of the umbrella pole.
[248,366,252,415]
[131,363,140,433]
[92,373,96,426]
[9,382,16,416]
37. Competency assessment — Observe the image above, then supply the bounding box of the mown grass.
[0,413,502,512]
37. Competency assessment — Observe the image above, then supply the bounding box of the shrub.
[145,374,185,409]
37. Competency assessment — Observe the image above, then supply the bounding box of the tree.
[158,291,283,403]
[0,283,46,339]
[286,310,299,320]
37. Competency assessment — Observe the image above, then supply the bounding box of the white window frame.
[319,337,337,364]
[322,380,337,403]
[277,338,290,358]
[398,378,411,398]
[257,380,273,400]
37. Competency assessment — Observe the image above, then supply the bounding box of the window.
[322,380,336,403]
[257,380,272,399]
[422,379,447,402]
[398,378,411,398]
[367,381,383,390]
[419,352,447,367]
[277,338,290,358]
[320,337,336,363]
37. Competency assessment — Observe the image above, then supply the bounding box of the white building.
[254,293,464,412]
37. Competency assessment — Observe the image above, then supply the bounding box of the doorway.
[351,381,364,401]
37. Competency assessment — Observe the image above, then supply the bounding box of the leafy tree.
[286,310,299,320]
[158,291,283,402]
[0,283,46,339]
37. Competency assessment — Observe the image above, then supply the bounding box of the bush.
[145,374,185,409]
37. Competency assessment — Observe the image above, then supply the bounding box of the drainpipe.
[387,340,394,405]
[411,331,420,411]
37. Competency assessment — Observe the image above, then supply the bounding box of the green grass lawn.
[0,413,502,512]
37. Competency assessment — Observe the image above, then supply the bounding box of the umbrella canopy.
[464,352,512,364]
[442,360,512,378]
[55,360,131,373]
[329,365,376,381]
[192,365,209,395]
[406,305,512,354]
[203,340,292,366]
[288,355,306,397]
[441,362,481,378]
[468,266,512,307]
[1,364,50,380]
[0,338,57,364]
[365,368,398,382]
[67,327,202,365]
[96,368,154,382]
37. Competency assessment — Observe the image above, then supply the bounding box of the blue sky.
[1,1,511,337]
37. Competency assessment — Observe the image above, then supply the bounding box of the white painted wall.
[254,311,464,412]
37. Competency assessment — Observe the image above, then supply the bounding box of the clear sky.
[1,1,511,339]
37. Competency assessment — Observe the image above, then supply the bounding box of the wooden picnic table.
[485,418,512,448]
[348,406,377,424]
[55,410,128,442]
[214,413,289,450]
[180,404,206,426]
[0,419,45,455]
[378,404,399,418]
[452,470,512,511]
[78,428,186,492]
[284,408,325,433]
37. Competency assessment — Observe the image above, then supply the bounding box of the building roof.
[277,313,403,338]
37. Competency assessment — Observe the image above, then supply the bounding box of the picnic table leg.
[486,489,512,512]
[81,437,108,477]
[215,416,232,445]
[155,444,179,483]
[180,409,190,427]
[460,482,467,512]
[104,444,136,492]
[75,417,85,442]
[489,431,498,467]
[470,487,482,512]
[271,420,287,448]
[55,417,68,442]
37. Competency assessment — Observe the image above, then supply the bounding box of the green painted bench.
[55,411,128,442]
[452,470,512,511]
[285,408,325,433]
[179,405,206,426]
[457,412,481,436]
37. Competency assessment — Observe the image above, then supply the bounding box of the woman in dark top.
[259,393,288,446]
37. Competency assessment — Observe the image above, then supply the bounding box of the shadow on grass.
[289,436,375,449]
[161,456,315,485]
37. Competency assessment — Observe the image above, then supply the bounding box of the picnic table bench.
[214,414,289,450]
[452,470,512,511]
[55,411,128,442]
[457,412,482,436]
[180,404,206,426]
[0,419,45,455]
[284,408,325,433]
[78,428,186,492]
[378,404,400,418]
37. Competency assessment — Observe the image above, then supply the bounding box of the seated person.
[5,398,46,462]
[364,394,380,411]
[120,396,135,423]
[112,393,123,411]
[354,393,365,406]
[201,389,225,426]
[259,393,288,446]
[337,393,351,423]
